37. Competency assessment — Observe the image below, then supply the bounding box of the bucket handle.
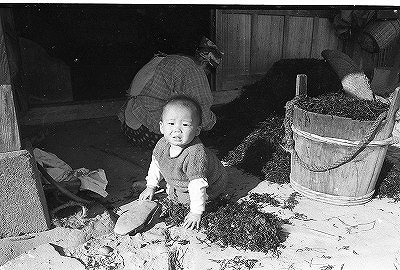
[284,76,399,172]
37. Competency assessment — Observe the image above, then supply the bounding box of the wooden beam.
[217,9,337,19]
[0,10,20,152]
[0,13,10,85]
[0,8,29,116]
[0,85,20,152]
[21,99,126,126]
[20,90,243,126]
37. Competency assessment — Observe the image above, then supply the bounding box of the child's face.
[160,103,201,147]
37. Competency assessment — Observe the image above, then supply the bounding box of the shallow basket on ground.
[288,75,400,206]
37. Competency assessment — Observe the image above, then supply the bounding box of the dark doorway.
[12,4,212,103]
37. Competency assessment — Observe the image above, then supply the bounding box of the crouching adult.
[118,36,223,149]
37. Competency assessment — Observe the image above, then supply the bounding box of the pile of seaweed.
[222,116,290,183]
[215,58,342,119]
[376,159,400,202]
[201,198,286,255]
[161,194,288,256]
[208,58,342,158]
[161,198,191,227]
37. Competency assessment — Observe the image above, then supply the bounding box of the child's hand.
[138,187,155,201]
[183,212,202,230]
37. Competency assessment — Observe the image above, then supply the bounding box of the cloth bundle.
[34,148,108,197]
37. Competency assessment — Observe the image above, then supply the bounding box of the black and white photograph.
[1,3,400,270]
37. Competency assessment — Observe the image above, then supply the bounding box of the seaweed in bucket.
[295,92,389,121]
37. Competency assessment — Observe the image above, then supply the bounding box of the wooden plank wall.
[251,14,284,75]
[215,9,342,92]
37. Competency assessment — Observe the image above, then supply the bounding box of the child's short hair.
[163,94,203,126]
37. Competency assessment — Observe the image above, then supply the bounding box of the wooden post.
[296,74,308,96]
[0,9,50,237]
[0,8,29,115]
[0,10,20,152]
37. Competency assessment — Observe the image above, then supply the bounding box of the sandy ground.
[3,165,400,270]
[2,117,400,269]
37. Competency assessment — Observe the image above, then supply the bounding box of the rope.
[291,126,394,146]
[282,96,303,151]
[283,97,388,172]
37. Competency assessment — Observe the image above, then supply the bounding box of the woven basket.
[321,50,373,100]
[321,50,361,80]
[359,19,400,53]
[341,73,374,100]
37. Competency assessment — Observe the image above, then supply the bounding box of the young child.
[139,94,227,230]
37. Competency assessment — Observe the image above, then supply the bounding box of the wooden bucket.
[289,75,400,205]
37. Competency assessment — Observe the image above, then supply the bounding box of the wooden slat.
[215,10,227,91]
[0,85,21,152]
[0,14,10,85]
[250,14,284,74]
[227,13,251,75]
[0,8,29,116]
[209,9,217,92]
[282,15,290,59]
[20,89,241,126]
[284,16,314,59]
[0,10,20,152]
[218,9,336,18]
[216,12,252,91]
[21,99,126,126]
[310,17,340,59]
